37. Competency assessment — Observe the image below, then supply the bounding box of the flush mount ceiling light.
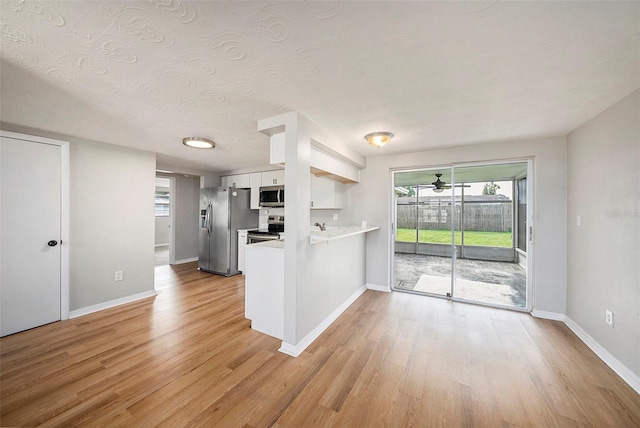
[182,137,215,149]
[364,132,393,148]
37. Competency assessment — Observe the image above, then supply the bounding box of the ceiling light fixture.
[364,132,393,148]
[182,137,215,149]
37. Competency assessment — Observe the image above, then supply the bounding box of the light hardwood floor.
[1,262,639,427]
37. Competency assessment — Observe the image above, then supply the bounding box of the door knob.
[47,240,58,247]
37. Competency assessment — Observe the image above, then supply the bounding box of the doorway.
[392,161,532,311]
[154,176,175,266]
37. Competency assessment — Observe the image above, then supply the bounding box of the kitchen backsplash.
[258,207,283,229]
[258,207,346,230]
[310,210,345,227]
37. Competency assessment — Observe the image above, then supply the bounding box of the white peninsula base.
[244,226,380,355]
[244,240,284,339]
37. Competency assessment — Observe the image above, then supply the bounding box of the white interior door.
[1,136,62,336]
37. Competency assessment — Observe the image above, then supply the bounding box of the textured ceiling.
[1,1,638,174]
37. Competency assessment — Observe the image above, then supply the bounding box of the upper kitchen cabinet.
[311,175,343,209]
[270,133,285,165]
[249,170,284,210]
[221,170,283,210]
[250,173,262,210]
[221,173,251,189]
[261,169,284,186]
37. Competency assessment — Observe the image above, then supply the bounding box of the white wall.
[155,216,170,246]
[70,140,156,310]
[200,173,221,189]
[301,235,366,337]
[156,173,201,262]
[566,90,640,377]
[173,174,200,262]
[341,136,568,314]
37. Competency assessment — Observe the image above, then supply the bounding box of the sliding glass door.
[450,163,527,308]
[392,161,530,311]
[394,167,455,298]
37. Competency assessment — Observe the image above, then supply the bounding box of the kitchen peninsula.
[254,110,374,357]
[244,226,379,342]
[310,225,380,244]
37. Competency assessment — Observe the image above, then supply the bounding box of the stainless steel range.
[247,215,284,244]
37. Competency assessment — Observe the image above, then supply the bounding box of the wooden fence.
[396,201,512,232]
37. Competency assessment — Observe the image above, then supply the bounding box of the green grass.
[396,229,512,247]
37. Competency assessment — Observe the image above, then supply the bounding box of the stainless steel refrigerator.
[198,187,257,276]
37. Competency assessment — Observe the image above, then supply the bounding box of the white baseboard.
[174,257,198,264]
[69,290,157,319]
[279,285,367,357]
[531,309,640,394]
[564,316,640,394]
[278,342,299,357]
[531,309,566,321]
[366,283,390,292]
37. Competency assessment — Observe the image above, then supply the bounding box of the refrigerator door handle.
[209,203,214,236]
[206,203,212,236]
[204,204,208,235]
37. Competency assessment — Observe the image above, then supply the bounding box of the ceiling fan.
[423,174,470,193]
[431,173,449,190]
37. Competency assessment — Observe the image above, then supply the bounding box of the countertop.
[243,227,379,247]
[310,226,380,245]
[237,228,260,233]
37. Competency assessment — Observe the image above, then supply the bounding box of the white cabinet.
[270,133,285,165]
[221,173,251,188]
[238,230,248,272]
[250,172,262,210]
[245,243,284,339]
[261,170,285,186]
[224,170,284,210]
[311,174,343,209]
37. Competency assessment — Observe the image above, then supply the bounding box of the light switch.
[576,215,581,226]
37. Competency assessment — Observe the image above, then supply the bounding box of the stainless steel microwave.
[259,185,284,207]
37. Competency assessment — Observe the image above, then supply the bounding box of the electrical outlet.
[333,213,338,220]
[605,309,613,326]
[115,270,124,282]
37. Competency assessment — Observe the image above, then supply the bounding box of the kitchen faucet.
[314,222,326,231]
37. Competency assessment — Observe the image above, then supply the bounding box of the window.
[155,190,170,217]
